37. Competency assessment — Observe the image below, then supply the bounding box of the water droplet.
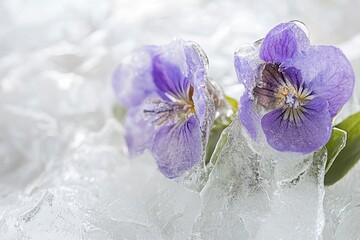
[291,20,310,39]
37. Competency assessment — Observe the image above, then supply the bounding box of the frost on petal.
[261,97,332,153]
[281,46,355,117]
[125,108,155,155]
[153,39,190,79]
[184,42,214,134]
[112,46,159,108]
[151,115,202,179]
[239,92,260,139]
[185,41,209,84]
[260,22,310,63]
[234,40,264,90]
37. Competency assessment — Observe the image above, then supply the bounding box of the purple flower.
[112,39,215,178]
[234,22,355,153]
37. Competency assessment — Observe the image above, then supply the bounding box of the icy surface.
[323,162,360,240]
[1,0,360,239]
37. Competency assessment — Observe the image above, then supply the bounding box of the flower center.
[142,86,195,127]
[253,63,314,123]
[285,93,300,109]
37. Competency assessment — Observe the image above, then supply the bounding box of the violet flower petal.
[151,115,202,179]
[151,40,212,133]
[260,22,310,63]
[113,39,216,178]
[112,47,159,108]
[185,42,214,134]
[234,41,264,90]
[152,56,191,101]
[239,92,260,139]
[261,97,332,153]
[125,108,155,155]
[281,46,355,117]
[281,66,303,89]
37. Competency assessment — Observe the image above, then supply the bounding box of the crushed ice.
[1,0,360,239]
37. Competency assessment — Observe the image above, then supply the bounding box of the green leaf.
[325,127,347,173]
[112,104,127,123]
[205,123,229,165]
[325,111,360,185]
[208,123,230,166]
[204,96,238,164]
[225,96,238,113]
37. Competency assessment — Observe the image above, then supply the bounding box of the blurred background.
[0,0,359,239]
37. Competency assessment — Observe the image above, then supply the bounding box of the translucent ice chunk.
[192,117,327,240]
[143,172,201,240]
[3,191,86,240]
[256,149,327,240]
[191,119,272,240]
[323,162,360,240]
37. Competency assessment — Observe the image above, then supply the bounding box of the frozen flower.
[112,39,216,178]
[234,21,355,153]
